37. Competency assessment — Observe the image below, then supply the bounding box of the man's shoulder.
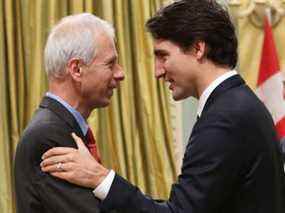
[15,107,76,165]
[29,106,66,127]
[208,85,270,121]
[196,85,274,142]
[18,107,74,150]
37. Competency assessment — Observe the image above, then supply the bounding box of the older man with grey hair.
[14,13,124,213]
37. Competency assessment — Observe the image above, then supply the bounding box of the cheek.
[81,73,100,95]
[83,69,114,92]
[164,59,175,73]
[94,72,113,90]
[165,61,183,78]
[165,55,183,73]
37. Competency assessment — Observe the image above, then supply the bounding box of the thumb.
[71,133,88,152]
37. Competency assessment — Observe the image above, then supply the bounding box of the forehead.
[95,32,117,58]
[153,39,181,53]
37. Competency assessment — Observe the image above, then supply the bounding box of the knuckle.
[67,154,73,162]
[64,163,71,170]
[66,172,73,179]
[52,158,58,164]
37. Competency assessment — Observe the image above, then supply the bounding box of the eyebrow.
[154,49,168,56]
[106,55,118,64]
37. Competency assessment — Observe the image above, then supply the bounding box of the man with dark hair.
[147,0,238,70]
[40,1,285,212]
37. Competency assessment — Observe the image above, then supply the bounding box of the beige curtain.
[0,0,176,213]
[237,0,285,88]
[89,0,177,196]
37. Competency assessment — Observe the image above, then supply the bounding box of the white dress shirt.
[93,70,238,200]
[197,70,237,117]
[93,170,115,200]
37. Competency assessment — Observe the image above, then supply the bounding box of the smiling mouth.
[167,80,174,90]
[107,90,113,98]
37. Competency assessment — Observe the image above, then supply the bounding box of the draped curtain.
[4,1,283,212]
[0,1,176,213]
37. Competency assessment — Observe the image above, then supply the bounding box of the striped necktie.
[86,127,101,163]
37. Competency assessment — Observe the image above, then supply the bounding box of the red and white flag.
[256,17,285,139]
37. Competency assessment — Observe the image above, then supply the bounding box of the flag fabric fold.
[256,17,285,139]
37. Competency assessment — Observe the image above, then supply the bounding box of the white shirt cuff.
[93,169,115,200]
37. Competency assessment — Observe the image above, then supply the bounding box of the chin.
[172,95,183,101]
[171,90,181,100]
[91,99,111,109]
[172,92,190,101]
[96,102,110,108]
[100,99,111,108]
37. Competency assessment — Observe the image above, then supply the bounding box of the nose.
[114,64,124,81]
[155,59,166,79]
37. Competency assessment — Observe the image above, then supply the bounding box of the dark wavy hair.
[146,0,238,69]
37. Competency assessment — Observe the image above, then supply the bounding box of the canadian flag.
[256,17,285,139]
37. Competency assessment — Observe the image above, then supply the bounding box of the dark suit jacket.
[280,138,285,162]
[99,75,285,213]
[14,97,102,213]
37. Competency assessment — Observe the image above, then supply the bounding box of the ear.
[66,58,83,82]
[192,41,206,60]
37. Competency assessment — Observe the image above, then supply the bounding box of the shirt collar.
[197,70,238,117]
[46,92,89,135]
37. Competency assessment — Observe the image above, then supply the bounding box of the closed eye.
[105,56,118,69]
[154,50,169,61]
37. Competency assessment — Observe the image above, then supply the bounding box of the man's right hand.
[40,133,109,188]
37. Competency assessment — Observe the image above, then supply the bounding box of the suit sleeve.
[21,124,102,213]
[99,114,245,213]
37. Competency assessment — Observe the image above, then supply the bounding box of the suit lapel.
[186,75,246,150]
[202,75,245,115]
[39,96,86,141]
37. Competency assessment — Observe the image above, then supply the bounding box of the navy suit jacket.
[14,97,102,213]
[280,138,285,162]
[100,75,285,213]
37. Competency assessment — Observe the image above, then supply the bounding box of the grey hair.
[44,13,115,78]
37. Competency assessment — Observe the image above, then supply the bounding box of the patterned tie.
[86,127,101,163]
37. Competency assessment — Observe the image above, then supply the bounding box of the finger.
[42,161,76,172]
[71,133,87,150]
[41,163,60,173]
[41,161,68,173]
[40,154,72,167]
[42,147,76,159]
